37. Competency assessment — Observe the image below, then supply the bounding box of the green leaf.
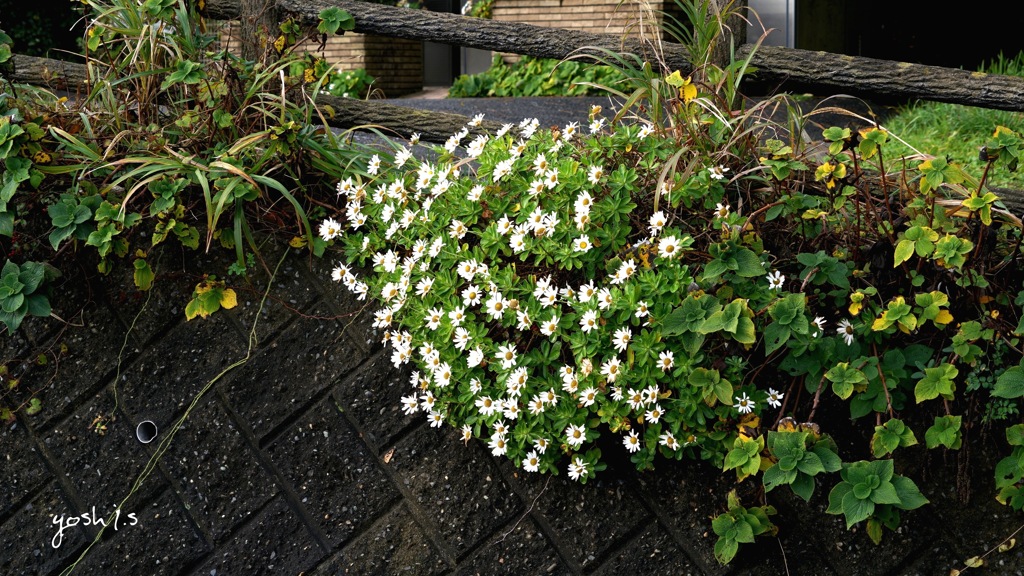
[733,248,766,277]
[18,261,45,294]
[724,447,749,471]
[841,490,874,528]
[714,378,733,407]
[25,397,42,415]
[732,518,755,543]
[733,315,756,344]
[711,513,735,536]
[1006,424,1024,447]
[812,443,843,473]
[762,463,796,492]
[25,294,50,318]
[891,475,929,510]
[318,7,355,35]
[763,321,790,356]
[825,362,866,400]
[870,481,901,505]
[713,534,739,565]
[796,451,826,476]
[993,365,1024,399]
[161,60,205,90]
[866,518,883,545]
[790,472,815,502]
[914,363,958,403]
[925,415,962,449]
[827,482,852,515]
[893,238,915,266]
[133,258,155,291]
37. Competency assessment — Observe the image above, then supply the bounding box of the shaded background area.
[0,0,82,60]
[792,0,1023,72]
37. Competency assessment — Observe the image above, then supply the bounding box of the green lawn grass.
[882,52,1024,189]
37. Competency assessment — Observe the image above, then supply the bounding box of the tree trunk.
[708,0,747,71]
[239,0,277,63]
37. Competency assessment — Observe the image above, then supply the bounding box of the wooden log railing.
[6,1,1024,215]
[10,0,1024,113]
[235,0,1024,113]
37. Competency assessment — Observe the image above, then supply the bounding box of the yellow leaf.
[994,125,1015,138]
[289,236,307,248]
[681,81,697,103]
[934,310,954,325]
[184,299,203,321]
[998,538,1016,553]
[665,70,684,86]
[32,151,52,164]
[871,317,887,331]
[219,288,238,310]
[273,35,286,54]
[776,417,799,432]
[965,556,984,568]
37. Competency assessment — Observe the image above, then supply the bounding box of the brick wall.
[491,0,682,62]
[218,22,423,98]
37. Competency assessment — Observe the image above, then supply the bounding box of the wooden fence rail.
[7,0,1024,138]
[206,0,1024,113]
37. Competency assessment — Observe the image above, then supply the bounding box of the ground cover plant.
[448,54,628,97]
[317,0,1024,565]
[2,0,1024,568]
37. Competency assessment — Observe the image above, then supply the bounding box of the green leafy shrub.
[712,490,777,564]
[448,54,628,97]
[323,68,377,99]
[461,0,494,19]
[0,260,59,333]
[826,459,928,544]
[0,1,373,300]
[318,2,1024,564]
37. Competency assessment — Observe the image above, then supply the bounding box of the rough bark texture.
[203,0,241,20]
[742,45,1024,112]
[4,53,492,145]
[9,55,90,92]
[273,0,682,71]
[239,0,278,62]
[708,0,747,70]
[227,0,1024,113]
[317,94,504,143]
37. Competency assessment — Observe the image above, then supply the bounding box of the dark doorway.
[423,0,461,86]
[796,0,1024,72]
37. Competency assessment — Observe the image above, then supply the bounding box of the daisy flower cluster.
[317,108,841,481]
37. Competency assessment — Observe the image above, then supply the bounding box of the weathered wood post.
[239,0,278,63]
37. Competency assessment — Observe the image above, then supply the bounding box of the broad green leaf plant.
[317,0,1024,565]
